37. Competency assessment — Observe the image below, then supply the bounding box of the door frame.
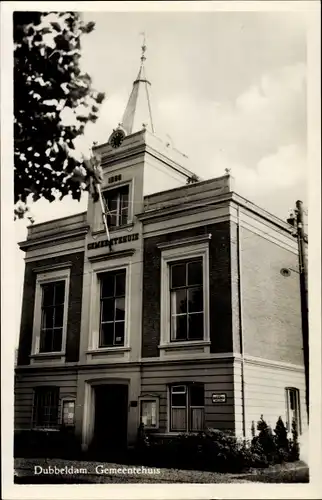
[82,378,130,450]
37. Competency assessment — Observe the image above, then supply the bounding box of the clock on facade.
[109,128,126,149]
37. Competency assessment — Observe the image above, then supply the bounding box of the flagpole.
[97,183,111,244]
[85,147,113,251]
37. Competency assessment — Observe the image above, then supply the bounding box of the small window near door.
[32,386,59,429]
[170,384,204,432]
[62,399,75,426]
[139,397,159,429]
[285,387,301,434]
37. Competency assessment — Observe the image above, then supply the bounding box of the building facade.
[15,47,307,454]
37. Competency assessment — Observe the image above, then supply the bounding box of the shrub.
[289,417,300,462]
[274,416,290,463]
[251,416,277,464]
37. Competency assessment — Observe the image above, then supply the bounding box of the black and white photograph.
[1,1,321,498]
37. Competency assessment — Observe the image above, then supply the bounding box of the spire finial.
[140,31,146,63]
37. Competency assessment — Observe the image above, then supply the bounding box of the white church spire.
[121,35,155,135]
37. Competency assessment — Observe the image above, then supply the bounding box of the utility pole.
[287,201,309,422]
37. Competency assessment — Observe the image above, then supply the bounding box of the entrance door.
[92,384,128,455]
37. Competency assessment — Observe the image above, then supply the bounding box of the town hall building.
[15,44,307,455]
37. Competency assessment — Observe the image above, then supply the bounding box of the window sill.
[159,340,211,350]
[86,346,131,354]
[30,352,65,358]
[92,222,134,235]
[31,427,60,432]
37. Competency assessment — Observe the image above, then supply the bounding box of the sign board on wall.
[212,393,227,403]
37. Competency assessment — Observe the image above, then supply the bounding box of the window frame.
[99,269,126,348]
[169,259,204,342]
[285,387,302,435]
[103,184,130,228]
[31,386,60,431]
[159,238,210,348]
[139,395,160,430]
[88,261,131,352]
[32,267,70,357]
[60,397,76,427]
[168,383,205,433]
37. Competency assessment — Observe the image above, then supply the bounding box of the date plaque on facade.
[212,393,227,403]
[130,401,138,407]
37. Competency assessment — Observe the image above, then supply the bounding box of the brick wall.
[239,227,303,365]
[142,222,233,357]
[17,252,84,365]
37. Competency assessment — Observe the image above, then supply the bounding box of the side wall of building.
[238,226,303,366]
[240,361,307,437]
[17,252,84,365]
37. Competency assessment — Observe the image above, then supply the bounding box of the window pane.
[172,393,186,407]
[172,385,186,394]
[54,305,64,328]
[190,385,204,406]
[290,390,296,410]
[115,272,126,296]
[106,193,118,212]
[171,408,186,431]
[188,287,203,313]
[191,408,204,431]
[42,308,54,329]
[171,289,187,315]
[40,329,53,353]
[115,322,125,345]
[120,209,128,226]
[52,328,63,351]
[115,297,125,320]
[171,263,186,288]
[101,275,115,298]
[42,284,54,306]
[55,282,65,305]
[120,187,129,207]
[188,260,203,286]
[101,298,115,322]
[100,322,114,347]
[188,313,204,340]
[108,213,118,228]
[171,315,187,341]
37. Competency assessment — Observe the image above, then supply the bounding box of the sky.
[14,8,308,344]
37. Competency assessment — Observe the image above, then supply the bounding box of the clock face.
[110,129,126,149]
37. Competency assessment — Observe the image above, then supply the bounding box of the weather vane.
[140,31,146,63]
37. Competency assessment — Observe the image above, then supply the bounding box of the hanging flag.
[83,151,113,250]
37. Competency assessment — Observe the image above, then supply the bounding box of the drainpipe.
[236,206,246,438]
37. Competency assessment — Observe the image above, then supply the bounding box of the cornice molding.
[138,193,233,222]
[157,234,212,251]
[32,262,73,274]
[235,355,305,373]
[87,248,135,263]
[19,227,89,251]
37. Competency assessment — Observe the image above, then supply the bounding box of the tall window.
[104,185,129,228]
[170,384,204,432]
[285,387,301,434]
[32,386,59,429]
[100,270,126,347]
[170,259,203,341]
[40,281,65,353]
